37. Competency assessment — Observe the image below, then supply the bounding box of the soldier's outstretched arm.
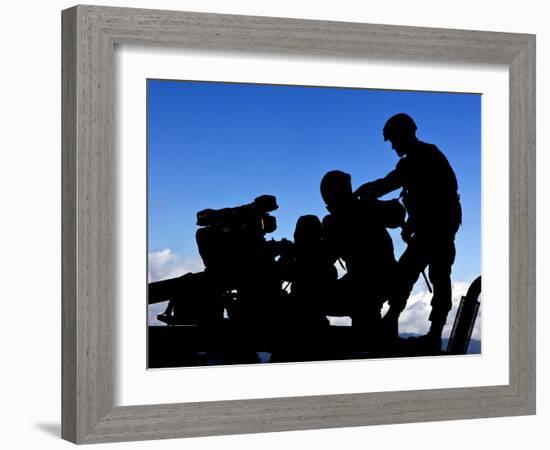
[355,169,402,199]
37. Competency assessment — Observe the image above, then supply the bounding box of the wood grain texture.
[61,7,77,443]
[61,5,536,444]
[508,36,536,411]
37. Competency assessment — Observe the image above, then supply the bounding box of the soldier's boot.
[405,320,444,356]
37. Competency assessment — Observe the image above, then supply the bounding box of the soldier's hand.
[354,182,376,200]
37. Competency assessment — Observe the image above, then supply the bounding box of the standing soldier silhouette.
[355,113,462,354]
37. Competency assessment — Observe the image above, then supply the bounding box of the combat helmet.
[383,113,417,141]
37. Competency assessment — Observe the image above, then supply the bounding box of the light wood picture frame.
[61,5,535,444]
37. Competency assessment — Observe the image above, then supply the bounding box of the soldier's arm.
[374,198,406,229]
[355,168,402,199]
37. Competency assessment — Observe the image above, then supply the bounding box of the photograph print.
[147,79,482,368]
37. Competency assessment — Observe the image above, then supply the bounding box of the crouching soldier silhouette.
[321,170,405,351]
[355,113,462,354]
[271,215,336,362]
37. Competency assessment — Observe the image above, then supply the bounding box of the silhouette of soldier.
[271,215,335,362]
[321,170,405,349]
[355,113,462,353]
[281,215,335,328]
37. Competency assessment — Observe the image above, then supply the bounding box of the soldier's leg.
[387,237,429,316]
[401,239,456,356]
[379,240,429,349]
[343,271,383,349]
[427,238,456,338]
[351,289,382,337]
[324,274,354,317]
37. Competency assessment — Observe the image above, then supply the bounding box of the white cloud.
[147,249,206,325]
[148,301,170,326]
[398,281,482,340]
[327,316,352,326]
[335,260,347,279]
[148,249,204,282]
[327,280,481,341]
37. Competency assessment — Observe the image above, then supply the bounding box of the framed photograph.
[62,5,535,444]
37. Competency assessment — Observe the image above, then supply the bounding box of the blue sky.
[147,79,481,289]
